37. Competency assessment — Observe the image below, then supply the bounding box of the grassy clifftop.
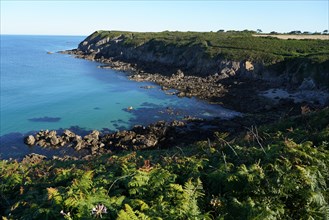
[76,30,329,87]
[87,30,329,64]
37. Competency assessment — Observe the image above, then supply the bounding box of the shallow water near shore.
[0,35,240,159]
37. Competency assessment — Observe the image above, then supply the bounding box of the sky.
[1,0,328,36]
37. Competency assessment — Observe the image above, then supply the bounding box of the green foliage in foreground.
[89,30,329,64]
[1,108,329,219]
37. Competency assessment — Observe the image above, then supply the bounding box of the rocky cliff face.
[75,31,329,88]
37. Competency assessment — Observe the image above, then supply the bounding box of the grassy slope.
[1,108,328,219]
[89,30,329,64]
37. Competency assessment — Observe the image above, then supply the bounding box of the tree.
[323,30,328,34]
[289,30,302,35]
[257,29,262,33]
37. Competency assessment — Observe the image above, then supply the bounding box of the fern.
[47,187,63,206]
[117,204,151,220]
[181,178,205,219]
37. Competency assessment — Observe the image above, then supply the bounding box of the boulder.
[50,136,60,146]
[24,135,36,145]
[73,135,86,151]
[175,69,185,79]
[22,153,47,164]
[84,130,100,143]
[171,120,185,127]
[36,139,47,147]
[299,78,316,90]
[63,130,76,138]
[245,61,254,71]
[48,130,57,137]
[144,134,158,148]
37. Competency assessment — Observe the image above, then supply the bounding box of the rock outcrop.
[24,120,190,156]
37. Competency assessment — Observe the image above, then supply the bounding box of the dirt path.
[253,34,329,40]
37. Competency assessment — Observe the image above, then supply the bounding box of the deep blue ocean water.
[0,35,239,159]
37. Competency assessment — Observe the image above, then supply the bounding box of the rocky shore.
[61,49,328,113]
[23,117,251,161]
[22,31,329,161]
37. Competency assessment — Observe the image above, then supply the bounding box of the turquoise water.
[0,35,239,158]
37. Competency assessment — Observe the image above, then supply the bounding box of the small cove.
[0,35,240,159]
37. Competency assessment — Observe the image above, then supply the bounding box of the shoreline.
[2,46,328,161]
[5,49,324,161]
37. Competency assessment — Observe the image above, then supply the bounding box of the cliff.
[73,30,329,88]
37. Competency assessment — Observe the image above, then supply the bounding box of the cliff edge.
[70,30,329,89]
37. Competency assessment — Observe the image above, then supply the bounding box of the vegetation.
[1,108,328,219]
[88,30,329,64]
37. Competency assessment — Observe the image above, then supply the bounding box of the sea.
[0,35,240,159]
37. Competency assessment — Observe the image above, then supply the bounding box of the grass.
[87,30,329,65]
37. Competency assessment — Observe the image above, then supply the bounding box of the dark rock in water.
[24,135,36,145]
[22,153,47,164]
[94,107,101,110]
[24,117,236,158]
[28,116,61,122]
[140,85,155,89]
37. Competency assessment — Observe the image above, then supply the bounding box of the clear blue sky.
[1,0,328,35]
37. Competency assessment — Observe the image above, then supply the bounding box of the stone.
[140,85,155,89]
[299,78,316,90]
[144,134,158,148]
[245,61,254,71]
[84,130,100,143]
[63,130,76,138]
[22,153,47,164]
[73,135,86,151]
[36,139,47,147]
[175,69,185,79]
[48,130,57,137]
[24,135,36,145]
[171,120,185,127]
[50,136,60,146]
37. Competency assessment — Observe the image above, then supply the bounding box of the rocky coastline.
[23,117,251,161]
[20,32,329,161]
[61,48,328,113]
